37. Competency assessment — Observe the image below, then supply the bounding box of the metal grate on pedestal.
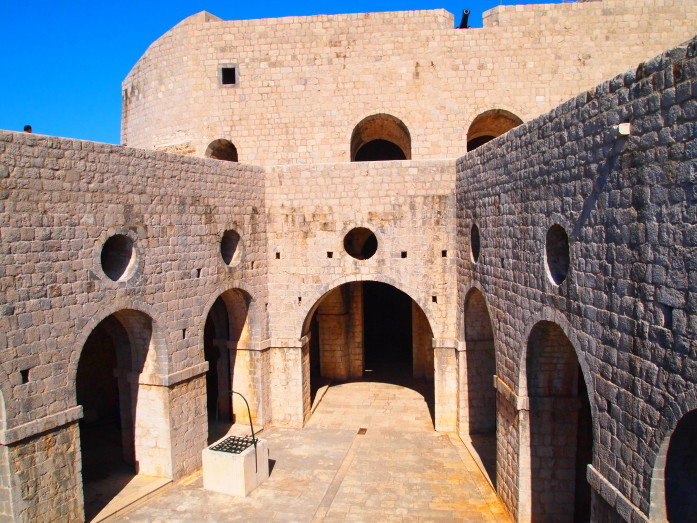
[210,435,257,454]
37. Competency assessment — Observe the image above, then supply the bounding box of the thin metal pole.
[231,390,257,472]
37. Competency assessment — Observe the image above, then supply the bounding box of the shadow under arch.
[75,307,171,521]
[523,318,594,522]
[649,391,697,521]
[466,108,523,151]
[462,287,497,486]
[201,287,256,443]
[350,113,411,161]
[300,278,435,426]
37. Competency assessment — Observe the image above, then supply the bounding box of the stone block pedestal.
[202,436,269,497]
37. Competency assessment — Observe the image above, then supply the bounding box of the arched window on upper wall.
[205,139,239,162]
[466,109,523,151]
[350,114,411,162]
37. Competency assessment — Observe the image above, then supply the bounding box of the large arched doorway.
[303,281,434,421]
[466,109,522,151]
[463,289,497,485]
[664,409,697,521]
[350,114,411,161]
[526,321,592,522]
[203,289,252,443]
[76,310,169,520]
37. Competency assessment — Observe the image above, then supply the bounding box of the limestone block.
[202,436,269,497]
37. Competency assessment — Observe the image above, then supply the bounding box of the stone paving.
[118,377,510,522]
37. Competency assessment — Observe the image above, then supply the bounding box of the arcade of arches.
[72,291,694,523]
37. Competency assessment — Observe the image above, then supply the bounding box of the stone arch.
[205,138,238,162]
[76,307,172,519]
[300,274,439,340]
[69,301,169,402]
[650,391,697,521]
[462,287,497,485]
[525,320,593,522]
[200,282,262,343]
[350,113,411,161]
[201,288,256,438]
[300,279,435,424]
[466,109,523,151]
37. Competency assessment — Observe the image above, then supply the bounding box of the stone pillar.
[413,303,434,380]
[347,282,364,378]
[317,313,350,380]
[433,339,458,432]
[230,341,271,426]
[269,339,307,428]
[0,407,84,522]
[166,364,209,480]
[493,374,530,522]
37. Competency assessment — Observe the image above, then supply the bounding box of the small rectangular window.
[221,66,237,86]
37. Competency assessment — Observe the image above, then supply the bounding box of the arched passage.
[663,409,697,521]
[302,281,434,420]
[466,109,522,151]
[203,289,252,443]
[76,309,169,520]
[205,139,238,162]
[526,321,592,522]
[463,289,497,485]
[350,114,411,161]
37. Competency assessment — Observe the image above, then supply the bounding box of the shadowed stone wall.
[457,35,697,521]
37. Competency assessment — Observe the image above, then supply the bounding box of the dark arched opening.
[302,281,434,423]
[527,321,592,522]
[205,139,239,162]
[354,139,407,161]
[77,310,164,520]
[463,289,497,486]
[665,409,697,521]
[350,114,411,161]
[203,289,252,443]
[467,109,522,151]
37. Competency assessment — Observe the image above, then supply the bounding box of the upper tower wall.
[122,0,697,165]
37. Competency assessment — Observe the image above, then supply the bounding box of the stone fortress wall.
[0,135,267,520]
[0,1,695,521]
[122,0,697,165]
[457,35,697,521]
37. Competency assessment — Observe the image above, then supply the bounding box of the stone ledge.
[433,338,459,349]
[0,406,83,445]
[587,465,648,523]
[493,375,528,411]
[135,362,210,387]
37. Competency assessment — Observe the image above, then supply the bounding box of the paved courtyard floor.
[116,375,510,522]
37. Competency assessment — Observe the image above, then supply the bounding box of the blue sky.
[2,0,562,144]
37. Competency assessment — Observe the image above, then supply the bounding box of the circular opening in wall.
[344,228,378,260]
[470,223,480,263]
[221,230,243,267]
[101,234,135,281]
[545,224,570,285]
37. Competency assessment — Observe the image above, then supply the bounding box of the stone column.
[269,339,307,428]
[433,338,458,432]
[166,363,209,479]
[493,374,530,522]
[230,340,271,426]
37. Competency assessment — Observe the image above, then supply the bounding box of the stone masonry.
[0,1,696,521]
